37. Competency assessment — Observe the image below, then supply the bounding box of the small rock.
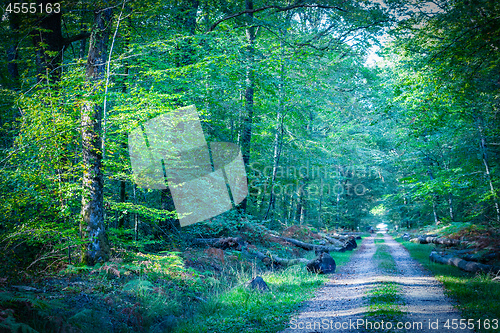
[247,276,269,292]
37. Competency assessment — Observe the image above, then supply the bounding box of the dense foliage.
[0,0,498,271]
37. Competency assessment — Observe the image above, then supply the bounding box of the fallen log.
[275,236,345,252]
[402,233,412,241]
[192,237,244,250]
[418,236,461,246]
[462,252,498,263]
[318,233,345,247]
[443,249,498,263]
[328,233,350,241]
[344,237,357,250]
[336,233,362,240]
[429,251,492,273]
[448,249,474,256]
[241,246,309,267]
[193,237,309,267]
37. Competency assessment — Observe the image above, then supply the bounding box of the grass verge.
[397,238,500,333]
[373,243,397,275]
[366,282,405,322]
[364,240,405,332]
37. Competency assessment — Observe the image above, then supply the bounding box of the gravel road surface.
[280,233,472,333]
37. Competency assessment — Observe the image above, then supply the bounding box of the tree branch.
[63,32,91,46]
[209,3,345,31]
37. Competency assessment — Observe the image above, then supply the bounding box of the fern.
[0,315,40,333]
[0,291,48,310]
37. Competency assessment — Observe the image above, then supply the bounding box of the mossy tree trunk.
[80,7,112,265]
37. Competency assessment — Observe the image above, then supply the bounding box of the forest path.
[279,233,472,333]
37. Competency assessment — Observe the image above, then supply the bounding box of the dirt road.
[280,233,472,333]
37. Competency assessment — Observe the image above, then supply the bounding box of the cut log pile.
[417,235,461,246]
[273,234,357,253]
[192,232,358,273]
[241,246,309,267]
[429,251,493,273]
[406,233,499,274]
[271,236,343,252]
[192,237,244,250]
[318,233,345,247]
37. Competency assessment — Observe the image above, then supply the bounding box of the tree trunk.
[264,30,286,221]
[242,246,309,267]
[80,7,112,265]
[192,237,244,250]
[427,168,440,224]
[7,12,20,82]
[32,0,64,82]
[118,18,130,229]
[29,1,90,81]
[295,179,304,223]
[476,117,500,223]
[336,166,342,225]
[317,185,323,227]
[118,152,127,228]
[133,184,138,241]
[239,0,256,212]
[160,187,178,231]
[448,193,454,221]
[318,233,345,247]
[432,198,439,224]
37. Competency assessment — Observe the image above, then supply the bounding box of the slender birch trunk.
[239,0,256,212]
[476,116,500,223]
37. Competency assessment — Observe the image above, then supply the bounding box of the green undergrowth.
[0,251,212,332]
[397,238,500,333]
[175,266,327,333]
[175,246,359,333]
[0,231,362,333]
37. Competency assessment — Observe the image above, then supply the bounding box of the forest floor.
[3,224,499,332]
[280,233,472,333]
[0,224,358,332]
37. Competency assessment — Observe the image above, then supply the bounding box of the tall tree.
[80,6,113,265]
